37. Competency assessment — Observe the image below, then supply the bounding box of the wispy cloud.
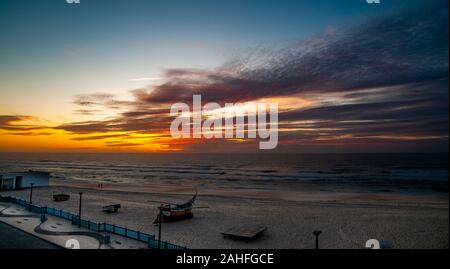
[0,115,48,131]
[128,77,164,82]
[69,133,130,141]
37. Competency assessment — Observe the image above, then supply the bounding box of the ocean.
[0,153,448,194]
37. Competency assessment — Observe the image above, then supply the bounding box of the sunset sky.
[0,0,448,153]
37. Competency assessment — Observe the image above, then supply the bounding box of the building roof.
[0,171,50,176]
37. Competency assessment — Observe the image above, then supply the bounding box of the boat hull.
[162,211,194,222]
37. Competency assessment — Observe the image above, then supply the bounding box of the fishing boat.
[153,192,197,223]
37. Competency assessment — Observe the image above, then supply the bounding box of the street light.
[158,206,163,249]
[313,230,322,249]
[28,183,34,211]
[78,192,83,228]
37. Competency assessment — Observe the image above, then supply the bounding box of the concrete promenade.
[0,202,149,249]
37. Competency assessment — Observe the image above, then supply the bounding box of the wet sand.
[2,179,448,249]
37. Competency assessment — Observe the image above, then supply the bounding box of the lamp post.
[28,183,34,211]
[313,230,322,249]
[78,192,83,228]
[158,206,163,249]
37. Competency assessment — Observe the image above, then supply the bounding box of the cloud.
[69,133,130,141]
[4,131,53,136]
[0,115,47,131]
[104,141,143,147]
[73,93,132,110]
[57,116,171,134]
[58,1,448,152]
[73,109,103,116]
[133,1,448,105]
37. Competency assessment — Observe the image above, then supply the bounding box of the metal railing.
[0,195,187,249]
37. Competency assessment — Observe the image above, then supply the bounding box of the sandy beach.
[1,178,448,249]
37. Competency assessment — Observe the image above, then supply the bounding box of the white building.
[0,171,50,191]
